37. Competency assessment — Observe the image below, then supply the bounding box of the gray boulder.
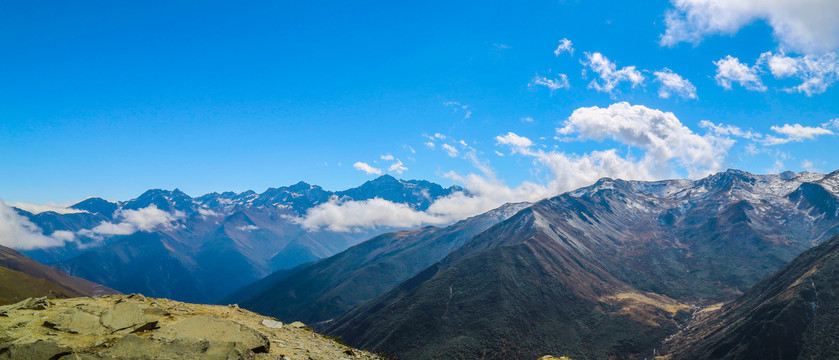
[154,314,269,354]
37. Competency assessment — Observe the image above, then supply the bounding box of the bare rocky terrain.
[0,294,380,360]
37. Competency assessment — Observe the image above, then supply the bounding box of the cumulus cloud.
[823,118,839,130]
[554,38,574,56]
[714,56,766,91]
[0,200,75,250]
[763,123,834,145]
[380,153,394,161]
[441,144,459,157]
[353,162,382,175]
[582,52,644,94]
[388,160,408,174]
[653,68,697,99]
[660,0,839,55]
[79,205,184,238]
[556,102,730,178]
[531,75,570,91]
[759,51,839,95]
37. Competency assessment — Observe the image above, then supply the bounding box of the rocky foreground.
[0,294,382,360]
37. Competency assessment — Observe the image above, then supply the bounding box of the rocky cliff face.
[0,295,381,360]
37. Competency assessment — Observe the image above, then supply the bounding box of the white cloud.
[759,51,839,95]
[388,160,408,174]
[80,205,185,238]
[299,103,742,234]
[494,150,504,156]
[521,116,535,123]
[353,162,382,175]
[424,141,435,149]
[0,199,75,250]
[496,132,534,148]
[11,202,87,215]
[380,153,394,161]
[699,120,761,139]
[660,0,839,55]
[554,38,574,56]
[556,102,731,178]
[714,56,766,91]
[297,197,451,232]
[441,144,459,157]
[198,207,221,219]
[582,52,645,94]
[763,123,834,145]
[531,75,570,91]
[235,225,259,232]
[653,68,698,99]
[802,159,816,172]
[823,118,839,130]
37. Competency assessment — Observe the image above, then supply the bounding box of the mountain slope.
[225,202,530,324]
[0,267,84,305]
[326,206,691,359]
[0,245,117,304]
[661,233,839,360]
[324,170,839,359]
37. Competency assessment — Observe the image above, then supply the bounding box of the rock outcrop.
[0,294,381,360]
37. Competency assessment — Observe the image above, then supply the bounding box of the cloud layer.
[79,205,184,238]
[0,200,75,250]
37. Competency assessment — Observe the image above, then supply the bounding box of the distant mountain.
[15,175,462,304]
[0,245,117,304]
[323,169,839,359]
[224,202,530,324]
[662,233,839,360]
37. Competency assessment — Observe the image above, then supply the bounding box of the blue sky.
[2,0,838,205]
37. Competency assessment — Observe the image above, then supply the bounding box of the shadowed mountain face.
[224,202,531,325]
[0,245,117,304]
[662,233,839,360]
[15,175,462,304]
[323,170,839,360]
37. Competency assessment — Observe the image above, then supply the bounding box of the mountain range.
[307,169,839,359]
[14,175,462,303]
[8,169,839,359]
